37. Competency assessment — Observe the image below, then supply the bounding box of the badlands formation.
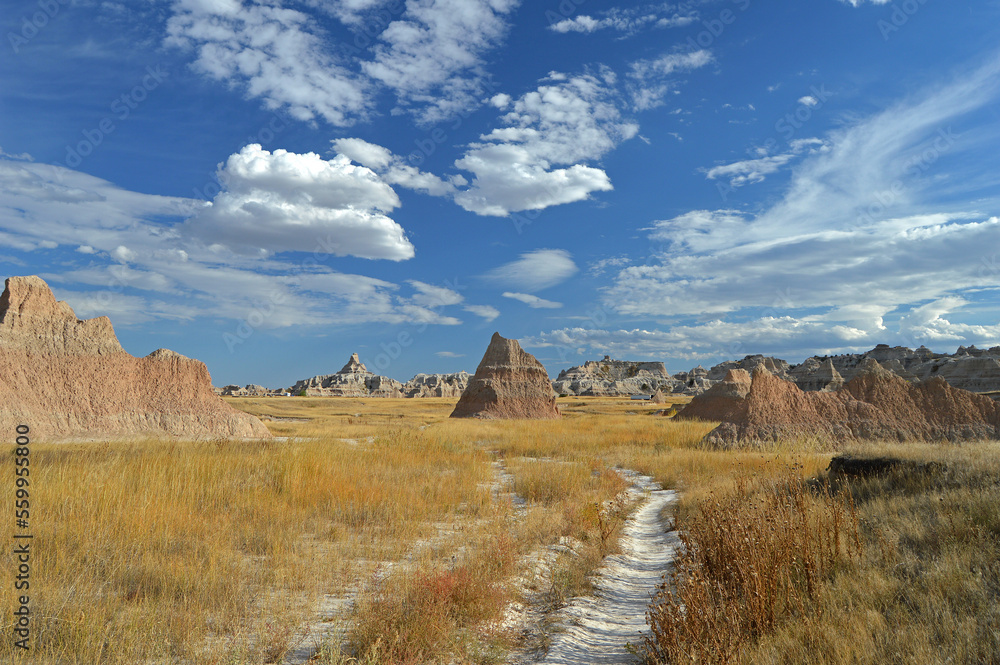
[554,345,1000,398]
[0,276,270,441]
[451,332,560,420]
[288,354,470,398]
[677,360,1000,446]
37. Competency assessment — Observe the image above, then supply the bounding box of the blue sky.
[2,0,1000,387]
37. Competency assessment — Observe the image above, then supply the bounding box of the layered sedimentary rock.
[221,384,286,397]
[403,372,470,398]
[676,360,1000,447]
[451,332,560,419]
[787,358,845,392]
[552,356,680,396]
[290,353,404,397]
[670,345,1000,397]
[0,276,271,441]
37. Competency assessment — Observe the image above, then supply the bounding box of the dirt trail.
[535,470,679,665]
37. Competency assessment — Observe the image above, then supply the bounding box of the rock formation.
[451,332,560,419]
[403,372,470,398]
[676,361,1000,447]
[787,357,844,392]
[0,276,271,441]
[221,384,286,397]
[552,356,680,396]
[290,353,404,397]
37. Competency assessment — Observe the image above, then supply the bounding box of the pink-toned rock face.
[451,332,560,420]
[676,362,1000,447]
[0,276,271,442]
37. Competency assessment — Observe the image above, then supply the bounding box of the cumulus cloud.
[502,292,563,308]
[185,144,414,260]
[362,0,521,124]
[454,71,638,216]
[0,155,468,330]
[332,137,457,197]
[483,249,579,291]
[165,0,368,126]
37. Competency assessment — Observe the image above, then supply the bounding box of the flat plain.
[2,396,997,664]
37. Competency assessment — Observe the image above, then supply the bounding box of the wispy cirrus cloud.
[600,56,1000,356]
[502,292,563,309]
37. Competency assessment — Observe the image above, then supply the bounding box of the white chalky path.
[537,470,679,665]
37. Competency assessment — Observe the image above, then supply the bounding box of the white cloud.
[463,304,500,321]
[603,57,1000,356]
[165,1,368,126]
[332,138,456,197]
[839,0,890,6]
[483,249,578,291]
[502,292,563,309]
[588,255,631,276]
[362,0,521,124]
[548,5,697,36]
[704,138,828,188]
[798,95,819,107]
[628,50,713,110]
[454,71,637,216]
[407,280,463,308]
[0,155,466,330]
[524,318,883,364]
[185,144,415,260]
[435,350,465,358]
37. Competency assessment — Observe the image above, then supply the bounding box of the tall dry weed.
[643,469,863,664]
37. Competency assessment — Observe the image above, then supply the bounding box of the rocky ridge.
[0,276,271,441]
[676,360,1000,446]
[554,345,1000,398]
[552,356,679,396]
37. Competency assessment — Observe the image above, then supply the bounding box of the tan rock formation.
[290,353,404,397]
[450,332,560,419]
[789,357,845,392]
[0,276,271,441]
[404,372,470,398]
[676,361,1000,447]
[552,356,679,397]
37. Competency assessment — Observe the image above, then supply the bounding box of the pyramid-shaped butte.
[450,332,560,419]
[0,276,271,441]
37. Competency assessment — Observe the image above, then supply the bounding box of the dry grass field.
[1,396,997,664]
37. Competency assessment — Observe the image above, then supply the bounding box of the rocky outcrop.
[668,345,1000,397]
[705,355,791,382]
[552,356,680,396]
[221,384,286,397]
[0,276,271,441]
[290,353,404,397]
[403,372,470,398]
[788,358,844,392]
[676,361,1000,447]
[451,332,560,419]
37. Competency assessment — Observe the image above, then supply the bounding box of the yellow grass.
[1,395,996,664]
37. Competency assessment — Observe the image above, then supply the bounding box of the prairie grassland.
[643,440,1000,665]
[7,395,987,665]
